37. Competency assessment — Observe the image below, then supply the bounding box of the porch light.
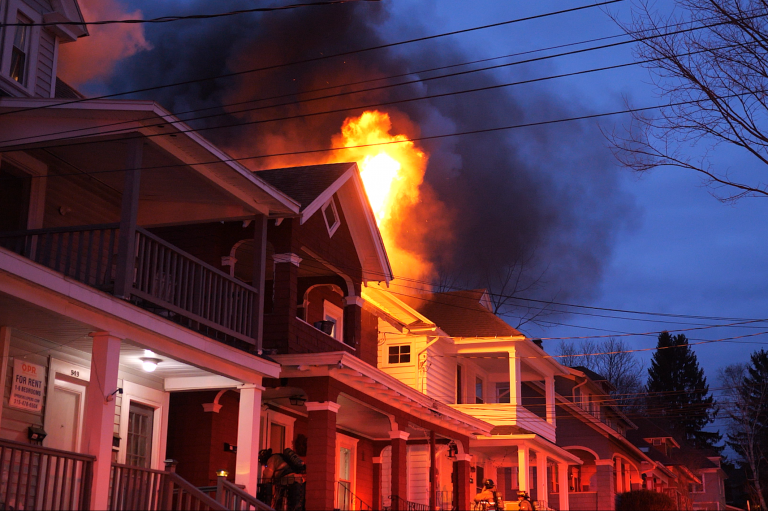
[289,395,307,406]
[216,470,229,477]
[140,357,162,372]
[447,441,458,460]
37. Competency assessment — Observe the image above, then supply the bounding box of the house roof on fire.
[398,289,524,338]
[256,163,354,211]
[254,162,393,284]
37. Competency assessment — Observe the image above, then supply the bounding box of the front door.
[45,384,81,451]
[338,446,352,510]
[126,402,154,468]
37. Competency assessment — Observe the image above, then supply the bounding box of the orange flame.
[329,111,432,281]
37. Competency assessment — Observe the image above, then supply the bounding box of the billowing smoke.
[103,0,635,316]
[58,0,151,87]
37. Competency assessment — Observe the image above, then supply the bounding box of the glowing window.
[10,16,31,85]
[322,198,340,237]
[388,345,410,364]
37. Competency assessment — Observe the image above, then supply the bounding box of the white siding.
[376,318,420,390]
[35,29,55,98]
[426,344,455,403]
[407,444,430,505]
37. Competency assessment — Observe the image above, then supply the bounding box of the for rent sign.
[9,360,45,412]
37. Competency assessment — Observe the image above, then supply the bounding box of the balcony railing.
[0,224,259,347]
[435,490,453,511]
[0,438,94,510]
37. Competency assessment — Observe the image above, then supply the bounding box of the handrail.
[136,227,257,291]
[0,437,96,461]
[387,495,429,511]
[215,476,275,511]
[336,480,372,510]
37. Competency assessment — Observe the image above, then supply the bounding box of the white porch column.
[236,383,264,494]
[83,332,121,511]
[508,347,522,407]
[558,463,570,511]
[545,376,556,425]
[0,327,11,429]
[536,453,548,507]
[517,445,529,492]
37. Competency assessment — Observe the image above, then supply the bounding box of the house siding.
[35,29,55,98]
[407,444,430,505]
[425,343,455,404]
[25,0,53,14]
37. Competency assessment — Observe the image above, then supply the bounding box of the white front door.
[45,384,81,451]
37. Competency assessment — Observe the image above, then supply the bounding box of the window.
[269,422,285,454]
[388,345,411,364]
[689,480,704,493]
[456,365,463,404]
[322,198,341,237]
[569,466,582,492]
[548,462,559,493]
[496,382,510,404]
[323,300,344,342]
[475,377,484,404]
[10,16,31,85]
[126,402,154,468]
[652,438,662,446]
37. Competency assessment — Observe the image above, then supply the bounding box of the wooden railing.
[132,228,258,346]
[0,438,94,510]
[200,477,274,511]
[435,490,453,511]
[0,223,120,291]
[336,481,372,510]
[385,495,428,511]
[0,224,260,347]
[109,460,226,511]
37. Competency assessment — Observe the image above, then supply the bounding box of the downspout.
[573,377,588,404]
[418,336,441,394]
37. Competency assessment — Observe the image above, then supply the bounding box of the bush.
[616,490,676,511]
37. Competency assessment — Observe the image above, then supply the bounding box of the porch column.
[252,214,268,350]
[372,457,382,510]
[305,401,340,511]
[270,252,301,349]
[114,138,143,299]
[343,295,363,349]
[235,383,263,494]
[82,332,121,511]
[545,376,556,425]
[517,445,530,493]
[536,453,547,508]
[454,453,472,511]
[508,347,521,407]
[429,430,436,511]
[558,463,570,511]
[0,327,10,429]
[390,430,409,507]
[595,460,616,511]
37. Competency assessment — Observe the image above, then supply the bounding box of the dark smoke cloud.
[108,0,636,311]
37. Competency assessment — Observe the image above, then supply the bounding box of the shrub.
[616,490,676,511]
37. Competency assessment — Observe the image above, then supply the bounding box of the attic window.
[322,198,340,237]
[10,16,31,85]
[388,345,411,364]
[652,438,662,446]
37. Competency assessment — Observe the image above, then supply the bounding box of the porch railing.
[336,481,372,510]
[0,437,94,510]
[109,460,226,511]
[199,476,274,511]
[132,228,258,345]
[435,490,453,511]
[0,224,259,347]
[0,223,119,291]
[384,495,429,511]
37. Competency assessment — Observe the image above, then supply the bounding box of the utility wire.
[0,0,624,118]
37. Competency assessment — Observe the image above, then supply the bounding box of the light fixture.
[289,395,307,406]
[447,441,458,460]
[216,469,229,477]
[140,357,162,372]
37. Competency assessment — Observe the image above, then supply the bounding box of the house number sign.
[9,359,45,412]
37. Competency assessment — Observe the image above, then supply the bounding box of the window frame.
[323,299,344,342]
[456,364,463,404]
[475,376,484,404]
[387,344,412,365]
[321,198,341,237]
[495,382,511,404]
[260,409,296,453]
[1,1,41,95]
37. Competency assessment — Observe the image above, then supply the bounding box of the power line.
[1,0,378,27]
[0,0,624,118]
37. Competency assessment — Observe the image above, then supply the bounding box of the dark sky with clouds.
[82,0,768,410]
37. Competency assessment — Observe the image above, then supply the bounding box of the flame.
[329,110,432,281]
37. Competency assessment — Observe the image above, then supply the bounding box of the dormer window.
[10,16,31,85]
[652,438,662,446]
[322,198,340,237]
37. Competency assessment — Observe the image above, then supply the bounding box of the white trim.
[273,253,302,267]
[321,198,341,237]
[335,432,359,509]
[1,1,41,96]
[456,453,473,462]
[44,358,90,453]
[261,408,296,451]
[118,381,169,470]
[389,430,410,441]
[343,296,364,307]
[323,300,344,342]
[305,401,341,413]
[163,375,241,391]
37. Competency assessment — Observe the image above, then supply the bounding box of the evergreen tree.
[646,332,721,450]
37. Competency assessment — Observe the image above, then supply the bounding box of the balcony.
[448,403,556,442]
[0,224,259,349]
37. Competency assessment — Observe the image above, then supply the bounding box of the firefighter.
[473,479,504,510]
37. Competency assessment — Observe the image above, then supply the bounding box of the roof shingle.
[255,163,356,211]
